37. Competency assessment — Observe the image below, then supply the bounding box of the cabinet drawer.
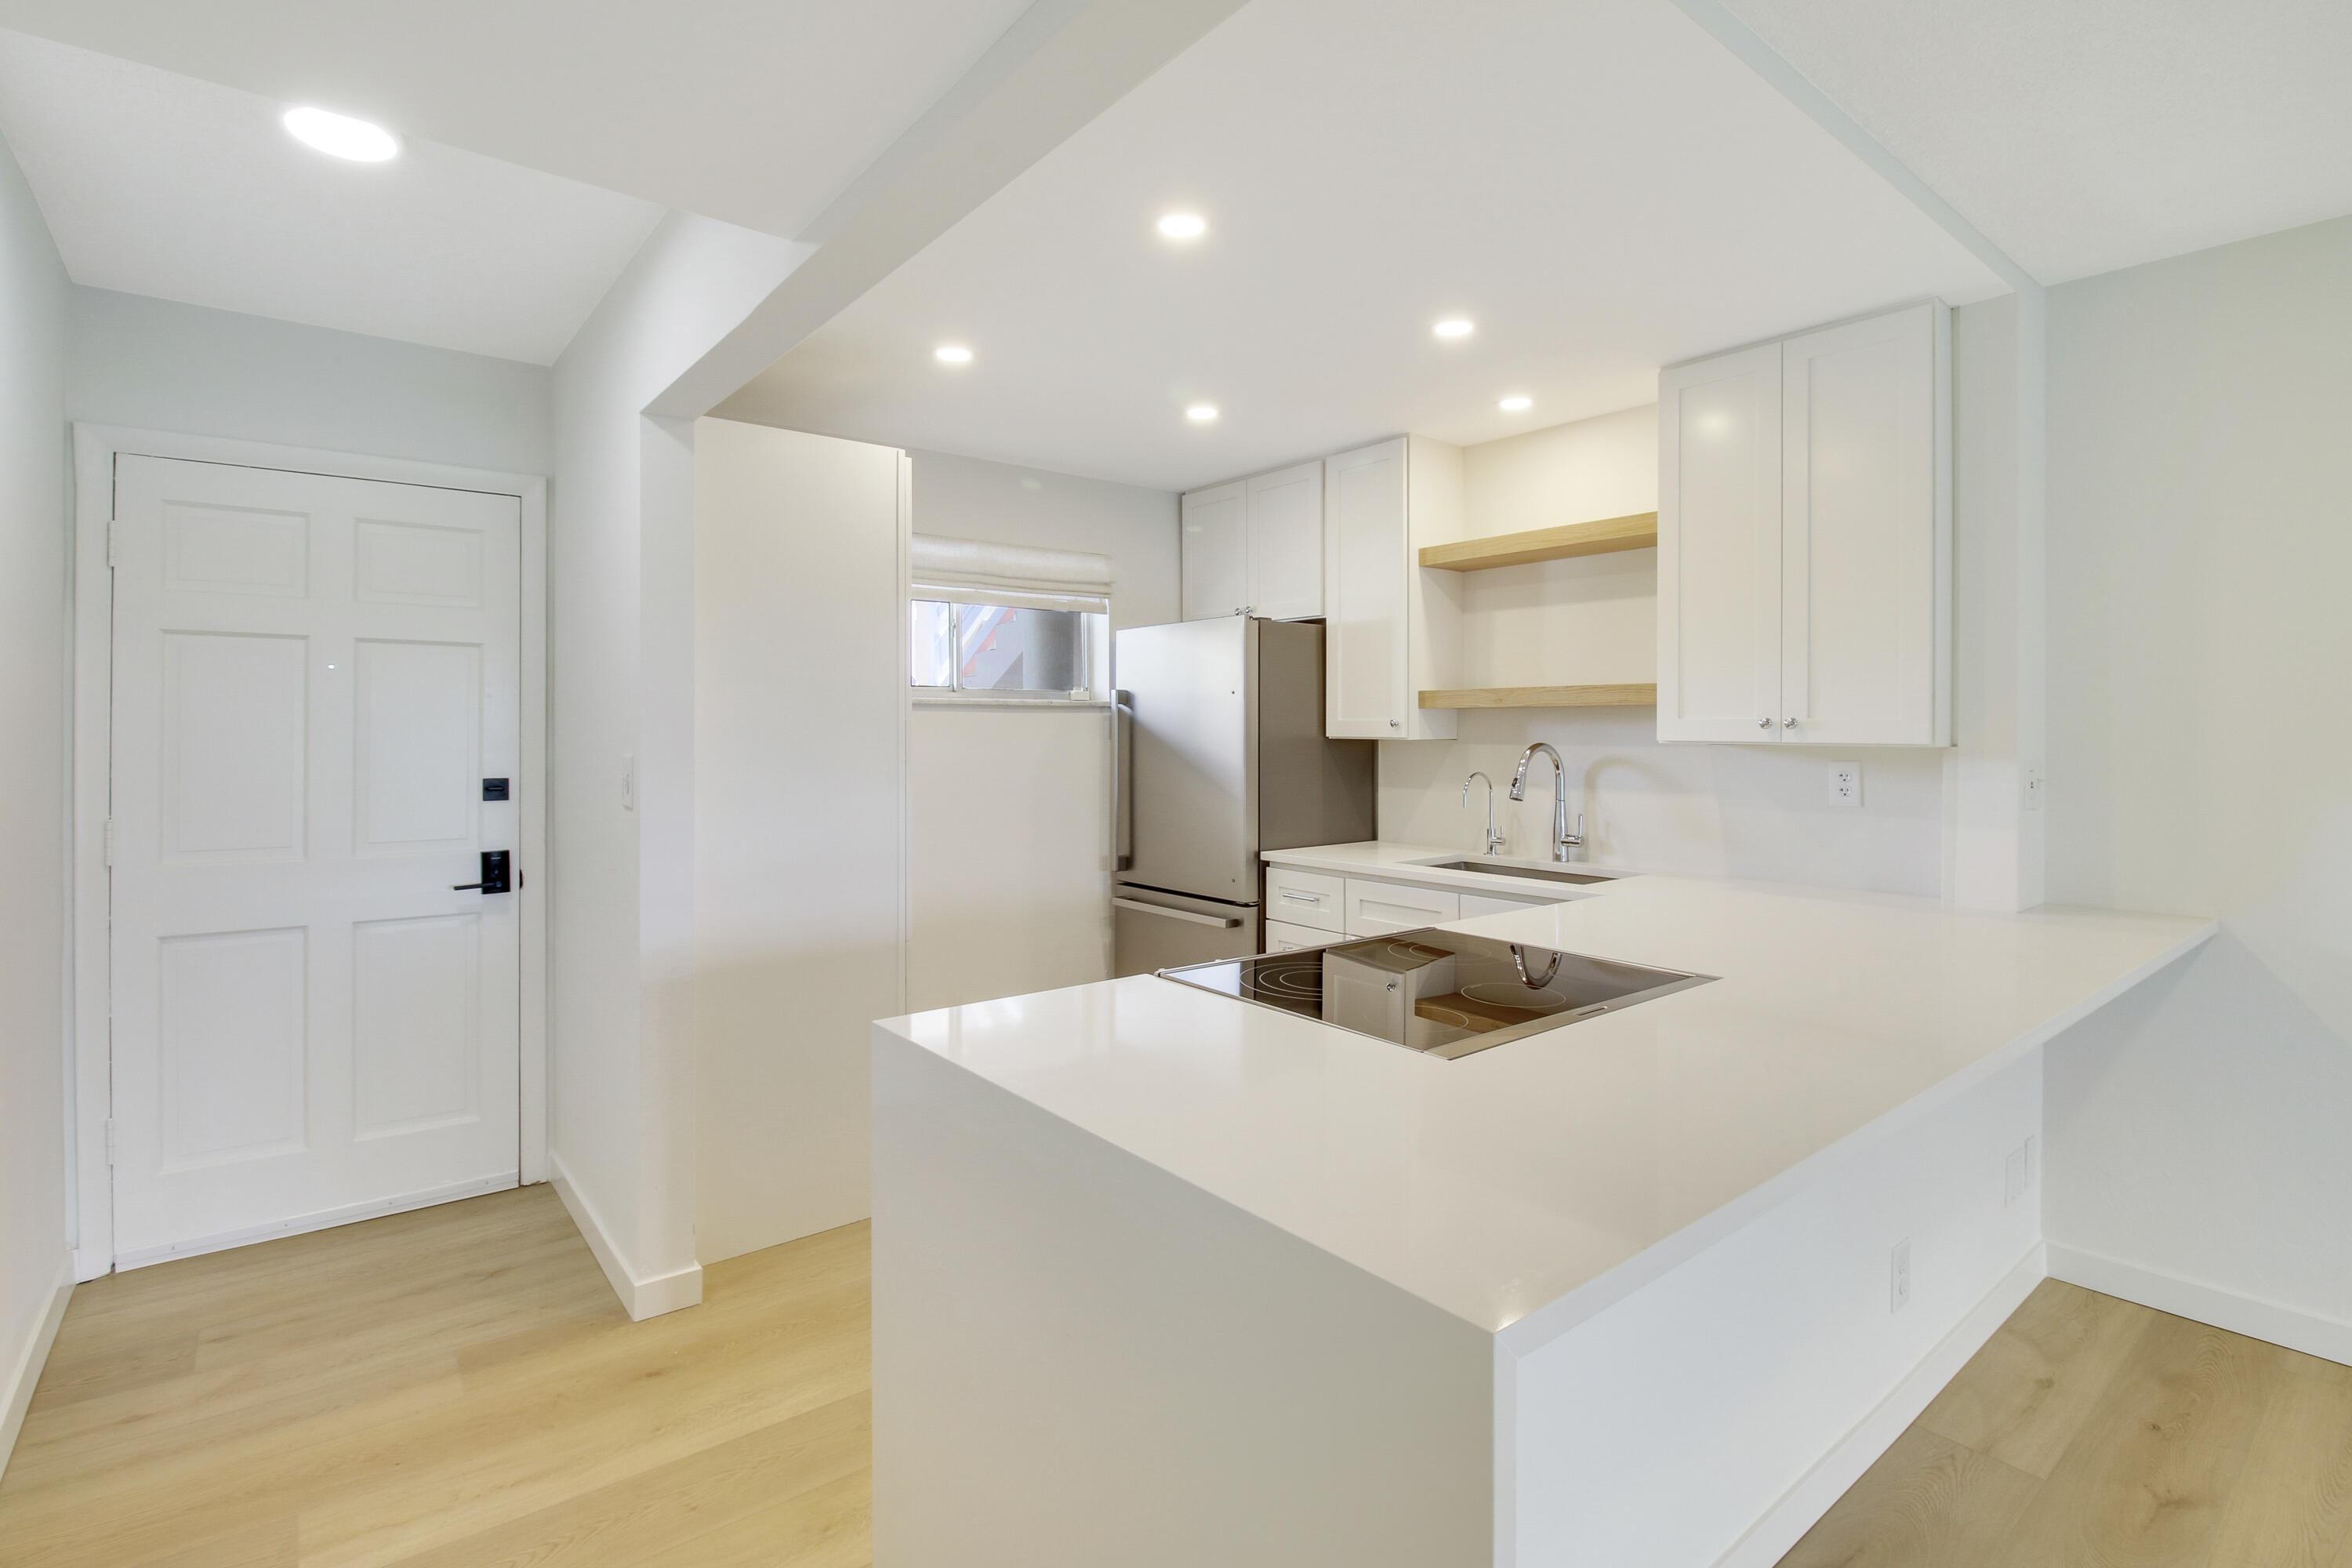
[1264,919,1331,953]
[1265,866,1345,932]
[1344,878,1461,936]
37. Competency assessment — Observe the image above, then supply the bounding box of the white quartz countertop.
[1261,839,1636,901]
[878,873,2213,1340]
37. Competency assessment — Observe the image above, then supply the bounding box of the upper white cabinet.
[1323,435,1463,740]
[1657,302,1949,747]
[1180,480,1249,620]
[1181,459,1323,622]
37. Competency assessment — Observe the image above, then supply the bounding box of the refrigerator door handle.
[1112,688,1135,872]
[1112,897,1241,930]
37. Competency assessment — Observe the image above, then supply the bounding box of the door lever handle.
[452,850,511,894]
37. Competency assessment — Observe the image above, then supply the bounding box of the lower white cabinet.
[1344,878,1461,936]
[1460,891,1544,920]
[1264,919,1329,953]
[1265,866,1345,931]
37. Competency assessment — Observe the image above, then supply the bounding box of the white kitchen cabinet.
[1264,919,1329,953]
[1181,460,1323,622]
[1344,877,1460,936]
[1265,865,1345,932]
[1459,891,1545,920]
[1181,479,1248,620]
[1248,461,1324,620]
[1657,302,1950,747]
[1323,436,1463,740]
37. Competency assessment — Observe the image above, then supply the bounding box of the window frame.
[909,596,1100,703]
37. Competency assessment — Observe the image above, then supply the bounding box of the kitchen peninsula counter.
[872,876,2211,1567]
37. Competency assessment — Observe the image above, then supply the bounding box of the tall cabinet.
[1323,435,1464,740]
[1657,301,1950,746]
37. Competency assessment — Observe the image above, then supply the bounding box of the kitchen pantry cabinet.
[1323,435,1465,740]
[1181,459,1323,621]
[1657,301,1950,746]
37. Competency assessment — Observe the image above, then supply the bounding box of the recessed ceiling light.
[1433,318,1475,339]
[1498,395,1533,412]
[282,106,400,163]
[1185,404,1219,423]
[935,344,974,364]
[1157,212,1207,240]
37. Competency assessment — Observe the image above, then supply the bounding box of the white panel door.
[1323,438,1408,738]
[1657,343,1784,743]
[1780,303,1948,746]
[111,455,522,1266]
[1246,460,1323,620]
[1181,480,1248,620]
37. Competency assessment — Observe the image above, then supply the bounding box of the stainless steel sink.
[1419,860,1619,886]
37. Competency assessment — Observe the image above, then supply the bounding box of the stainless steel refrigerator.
[1112,617,1376,976]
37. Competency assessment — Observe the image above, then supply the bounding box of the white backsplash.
[1378,708,1948,898]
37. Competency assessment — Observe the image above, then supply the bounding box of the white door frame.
[69,424,550,1282]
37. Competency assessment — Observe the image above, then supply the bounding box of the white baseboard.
[2048,1243,2352,1369]
[2,1255,74,1483]
[550,1152,702,1322]
[1713,1242,2048,1568]
[113,1172,518,1272]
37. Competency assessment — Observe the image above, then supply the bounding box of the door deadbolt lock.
[452,850,512,895]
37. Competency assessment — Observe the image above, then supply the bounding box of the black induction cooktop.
[1156,928,1715,1060]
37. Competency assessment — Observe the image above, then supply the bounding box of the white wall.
[547,212,807,1316]
[906,450,1177,1008]
[67,287,552,474]
[2041,214,2352,1352]
[0,127,71,1475]
[694,419,906,1265]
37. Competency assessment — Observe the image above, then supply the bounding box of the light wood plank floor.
[1780,1278,2352,1567]
[9,1196,2350,1568]
[0,1187,870,1568]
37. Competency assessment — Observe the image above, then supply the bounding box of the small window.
[912,599,1097,699]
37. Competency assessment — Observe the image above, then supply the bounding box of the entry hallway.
[7,1194,2352,1568]
[0,1189,869,1566]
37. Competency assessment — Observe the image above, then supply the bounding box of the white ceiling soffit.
[0,0,1040,241]
[717,0,2006,494]
[0,30,663,364]
[1715,0,2352,285]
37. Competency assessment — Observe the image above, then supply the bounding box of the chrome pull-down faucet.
[1461,771,1506,856]
[1508,742,1584,862]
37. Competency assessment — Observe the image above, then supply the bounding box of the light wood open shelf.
[1419,684,1657,710]
[1418,512,1659,572]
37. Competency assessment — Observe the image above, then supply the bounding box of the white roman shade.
[911,534,1112,614]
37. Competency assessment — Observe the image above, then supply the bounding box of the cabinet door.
[1657,343,1783,743]
[1247,461,1323,620]
[1181,480,1248,621]
[1264,919,1329,953]
[1323,439,1408,738]
[1780,303,1948,746]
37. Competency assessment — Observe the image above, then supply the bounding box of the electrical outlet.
[2005,1137,2034,1207]
[1829,763,1863,809]
[1890,1239,1911,1312]
[2023,767,2044,811]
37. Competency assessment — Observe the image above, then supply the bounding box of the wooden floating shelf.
[1419,684,1657,710]
[1418,512,1659,572]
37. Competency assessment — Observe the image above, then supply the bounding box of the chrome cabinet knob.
[1756,717,1771,728]
[1388,718,1400,728]
[1783,717,1798,728]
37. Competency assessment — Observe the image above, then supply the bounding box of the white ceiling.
[717,0,2005,492]
[0,0,1038,240]
[0,29,662,364]
[1719,0,2352,284]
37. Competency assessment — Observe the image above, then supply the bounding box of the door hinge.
[104,1119,119,1166]
[103,817,116,867]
